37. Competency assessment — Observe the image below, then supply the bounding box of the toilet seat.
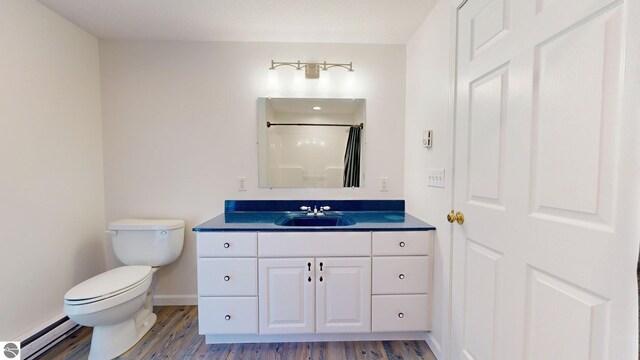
[64,266,153,316]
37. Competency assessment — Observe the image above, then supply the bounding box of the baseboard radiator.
[20,317,80,359]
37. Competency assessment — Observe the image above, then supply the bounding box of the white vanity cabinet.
[258,256,371,334]
[371,231,432,332]
[196,229,432,343]
[196,232,258,335]
[258,232,371,334]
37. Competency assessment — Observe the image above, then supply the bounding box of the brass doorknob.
[447,210,465,225]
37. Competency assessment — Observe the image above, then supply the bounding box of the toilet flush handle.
[105,230,117,236]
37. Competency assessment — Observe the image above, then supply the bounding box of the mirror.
[258,98,365,188]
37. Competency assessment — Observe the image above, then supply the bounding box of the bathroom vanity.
[193,200,435,344]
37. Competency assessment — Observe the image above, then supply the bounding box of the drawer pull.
[399,241,406,248]
[223,242,230,248]
[308,262,311,271]
[398,312,404,319]
[225,315,231,321]
[319,262,323,271]
[224,275,230,281]
[398,274,405,280]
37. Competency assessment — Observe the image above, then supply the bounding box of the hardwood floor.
[36,306,436,360]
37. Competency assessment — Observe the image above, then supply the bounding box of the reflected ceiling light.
[269,60,354,79]
[313,106,322,110]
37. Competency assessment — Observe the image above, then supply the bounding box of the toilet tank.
[108,219,185,266]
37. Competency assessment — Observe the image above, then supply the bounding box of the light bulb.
[344,70,356,97]
[267,69,278,91]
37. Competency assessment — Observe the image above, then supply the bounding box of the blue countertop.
[193,200,436,232]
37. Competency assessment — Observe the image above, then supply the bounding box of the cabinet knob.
[223,242,230,248]
[225,315,231,321]
[398,313,404,319]
[399,241,406,248]
[224,275,230,281]
[398,274,405,280]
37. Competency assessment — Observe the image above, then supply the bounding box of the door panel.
[530,7,621,229]
[462,241,502,360]
[452,0,638,359]
[525,267,610,360]
[471,0,511,58]
[468,64,509,210]
[258,258,314,334]
[316,257,371,333]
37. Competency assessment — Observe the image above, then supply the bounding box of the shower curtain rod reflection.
[266,122,364,129]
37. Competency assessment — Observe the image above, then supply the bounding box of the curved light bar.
[269,60,354,79]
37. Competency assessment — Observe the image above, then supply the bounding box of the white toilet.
[64,219,185,360]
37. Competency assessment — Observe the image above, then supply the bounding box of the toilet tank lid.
[109,219,185,231]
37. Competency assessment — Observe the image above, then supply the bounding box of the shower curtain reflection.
[343,125,361,187]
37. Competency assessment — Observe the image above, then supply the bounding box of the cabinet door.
[316,257,371,333]
[259,258,315,334]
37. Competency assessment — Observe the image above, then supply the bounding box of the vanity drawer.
[372,294,430,332]
[372,256,430,294]
[372,231,431,256]
[197,232,257,257]
[197,258,257,296]
[198,296,258,334]
[258,232,371,257]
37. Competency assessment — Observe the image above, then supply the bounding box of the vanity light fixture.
[269,60,354,79]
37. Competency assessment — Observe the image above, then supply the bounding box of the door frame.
[435,1,467,360]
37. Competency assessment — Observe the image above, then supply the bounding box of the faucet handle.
[320,206,331,211]
[300,206,311,211]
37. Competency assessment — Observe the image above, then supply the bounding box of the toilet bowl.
[64,266,156,360]
[64,219,184,360]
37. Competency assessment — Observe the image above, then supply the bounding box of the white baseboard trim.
[19,315,80,360]
[153,294,197,306]
[205,331,429,344]
[425,332,443,360]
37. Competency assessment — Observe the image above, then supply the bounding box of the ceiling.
[37,0,436,44]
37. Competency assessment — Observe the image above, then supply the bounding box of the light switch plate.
[423,130,433,148]
[427,169,445,188]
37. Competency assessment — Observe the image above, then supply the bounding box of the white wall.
[0,0,105,339]
[99,41,406,303]
[404,0,453,358]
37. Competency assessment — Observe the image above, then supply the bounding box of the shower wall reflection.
[257,98,365,188]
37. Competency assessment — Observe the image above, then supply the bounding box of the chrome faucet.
[300,205,331,216]
[318,206,331,215]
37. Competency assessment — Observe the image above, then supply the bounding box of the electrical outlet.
[238,177,247,191]
[427,169,445,188]
[380,177,389,192]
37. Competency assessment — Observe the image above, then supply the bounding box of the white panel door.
[316,257,371,333]
[258,258,315,334]
[451,0,639,359]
